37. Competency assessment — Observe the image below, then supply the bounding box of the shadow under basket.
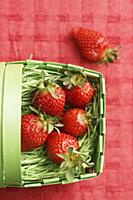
[0,60,106,188]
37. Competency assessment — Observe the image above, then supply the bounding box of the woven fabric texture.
[0,0,133,200]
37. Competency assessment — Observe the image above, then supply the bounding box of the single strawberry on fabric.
[61,72,94,108]
[21,114,48,152]
[32,81,66,117]
[61,108,88,137]
[72,27,119,64]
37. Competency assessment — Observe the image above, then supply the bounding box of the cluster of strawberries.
[22,26,119,165]
[21,72,94,164]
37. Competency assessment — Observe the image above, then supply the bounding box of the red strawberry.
[32,84,66,117]
[21,114,48,152]
[65,81,94,108]
[72,27,119,63]
[61,108,88,137]
[46,131,79,164]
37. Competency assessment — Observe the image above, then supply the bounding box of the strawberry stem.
[28,106,62,134]
[58,147,92,182]
[99,45,121,64]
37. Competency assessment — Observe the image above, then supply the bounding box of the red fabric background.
[0,0,133,199]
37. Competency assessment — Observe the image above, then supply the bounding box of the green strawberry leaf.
[48,123,54,134]
[70,74,86,87]
[38,81,45,90]
[41,71,49,81]
[43,121,48,132]
[82,162,89,169]
[60,161,67,170]
[57,153,68,160]
[54,127,60,133]
[29,106,39,115]
[65,168,74,182]
[47,85,58,99]
[55,123,64,127]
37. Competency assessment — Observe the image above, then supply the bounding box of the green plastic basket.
[0,60,106,188]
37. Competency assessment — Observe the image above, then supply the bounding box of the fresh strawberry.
[72,27,119,63]
[61,108,88,137]
[32,83,66,117]
[21,108,63,151]
[61,72,94,108]
[46,131,79,164]
[65,81,94,108]
[21,114,48,152]
[46,131,92,182]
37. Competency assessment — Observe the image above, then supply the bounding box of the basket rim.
[8,60,104,78]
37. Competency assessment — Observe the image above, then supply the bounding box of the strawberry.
[46,131,79,164]
[46,131,91,182]
[72,27,119,64]
[61,72,94,108]
[21,114,48,152]
[21,108,63,152]
[61,108,88,137]
[65,81,94,108]
[32,82,66,117]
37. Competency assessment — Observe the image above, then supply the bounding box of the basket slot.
[100,117,106,134]
[99,154,104,173]
[23,178,61,187]
[61,178,79,184]
[24,183,42,188]
[8,61,27,65]
[46,62,66,67]
[67,63,84,71]
[27,59,43,64]
[80,173,97,179]
[0,63,6,187]
[2,64,23,186]
[26,61,67,71]
[43,177,60,184]
[95,153,104,174]
[97,135,104,153]
[84,69,101,78]
[100,97,104,116]
[101,77,106,94]
[100,77,106,117]
[46,63,65,70]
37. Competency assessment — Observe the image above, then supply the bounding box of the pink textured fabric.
[0,0,133,199]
